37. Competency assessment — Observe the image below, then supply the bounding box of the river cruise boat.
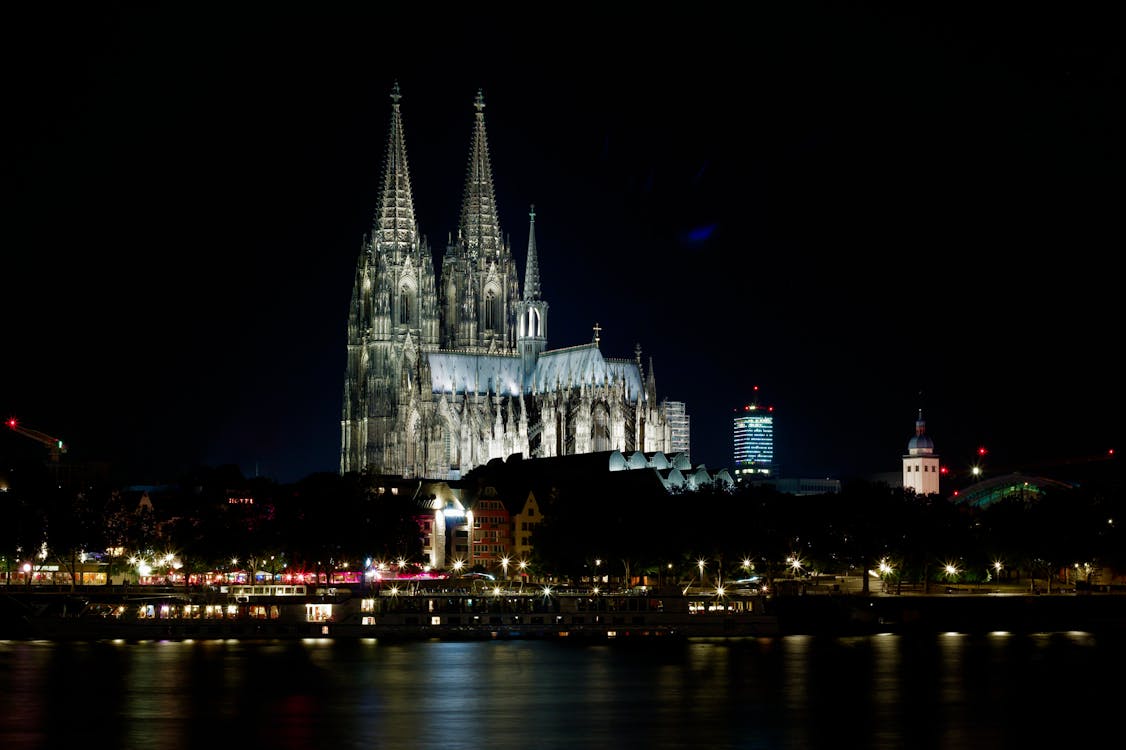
[5,584,778,640]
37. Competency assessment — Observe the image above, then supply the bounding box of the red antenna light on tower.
[978,446,987,457]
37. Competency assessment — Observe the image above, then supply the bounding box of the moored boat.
[3,585,779,641]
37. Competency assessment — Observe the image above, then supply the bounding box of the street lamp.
[500,556,510,581]
[944,562,959,591]
[878,558,894,593]
[697,558,706,589]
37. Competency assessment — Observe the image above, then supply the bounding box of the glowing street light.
[500,556,510,580]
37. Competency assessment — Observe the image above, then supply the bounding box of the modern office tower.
[733,389,775,482]
[902,409,940,496]
[664,400,690,458]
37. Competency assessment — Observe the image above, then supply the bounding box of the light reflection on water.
[0,632,1118,750]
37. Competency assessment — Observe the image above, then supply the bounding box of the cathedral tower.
[341,83,441,474]
[439,90,521,354]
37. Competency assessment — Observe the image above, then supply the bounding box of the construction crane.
[5,417,67,463]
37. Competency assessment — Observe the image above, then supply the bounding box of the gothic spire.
[459,89,503,260]
[523,204,541,300]
[646,356,657,402]
[374,81,419,256]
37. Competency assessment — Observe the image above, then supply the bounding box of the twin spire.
[459,88,503,261]
[373,82,538,293]
[373,81,419,256]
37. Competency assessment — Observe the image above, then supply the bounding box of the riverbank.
[772,590,1126,635]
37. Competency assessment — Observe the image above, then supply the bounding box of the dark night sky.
[3,4,1121,485]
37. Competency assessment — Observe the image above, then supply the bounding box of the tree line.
[2,462,1123,593]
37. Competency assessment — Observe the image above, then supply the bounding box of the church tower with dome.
[902,409,940,496]
[340,84,673,480]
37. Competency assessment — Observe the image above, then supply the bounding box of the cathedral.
[340,85,673,480]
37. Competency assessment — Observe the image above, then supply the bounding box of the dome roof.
[906,410,936,455]
[908,433,935,452]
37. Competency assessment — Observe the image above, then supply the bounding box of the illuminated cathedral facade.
[340,85,672,479]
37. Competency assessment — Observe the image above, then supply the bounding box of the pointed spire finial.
[593,322,602,346]
[391,80,401,106]
[460,87,501,259]
[523,203,541,301]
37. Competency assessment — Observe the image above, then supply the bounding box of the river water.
[1,631,1119,749]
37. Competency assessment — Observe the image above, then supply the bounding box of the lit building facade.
[733,403,775,482]
[902,409,940,496]
[664,400,690,458]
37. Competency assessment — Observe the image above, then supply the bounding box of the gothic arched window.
[446,282,457,328]
[592,404,611,452]
[484,290,497,331]
[400,286,412,325]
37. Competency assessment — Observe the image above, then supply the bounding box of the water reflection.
[0,632,1118,749]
